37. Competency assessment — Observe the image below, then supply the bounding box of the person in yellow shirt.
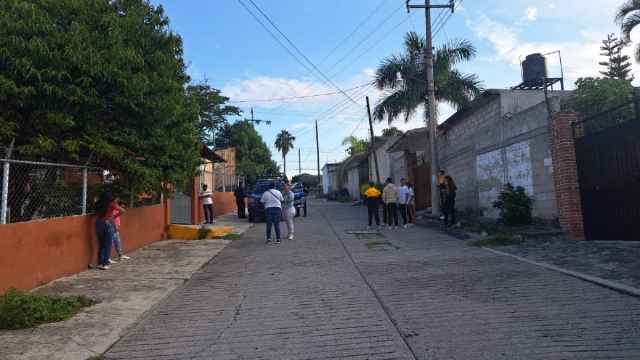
[364,182,382,230]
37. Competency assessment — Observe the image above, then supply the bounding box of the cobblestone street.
[497,241,640,289]
[106,199,640,359]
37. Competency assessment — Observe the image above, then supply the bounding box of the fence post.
[1,139,15,225]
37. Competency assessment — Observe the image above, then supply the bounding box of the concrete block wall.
[437,93,567,220]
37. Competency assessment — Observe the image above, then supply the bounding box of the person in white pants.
[282,183,296,240]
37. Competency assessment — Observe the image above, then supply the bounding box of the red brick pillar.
[548,111,585,239]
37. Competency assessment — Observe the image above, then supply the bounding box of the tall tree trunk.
[283,153,286,176]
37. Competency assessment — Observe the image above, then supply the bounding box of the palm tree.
[275,130,295,177]
[372,31,483,124]
[616,1,640,62]
[341,135,369,155]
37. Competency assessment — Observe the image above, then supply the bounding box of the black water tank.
[522,53,548,86]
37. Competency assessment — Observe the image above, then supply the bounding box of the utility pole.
[407,0,454,215]
[298,148,301,177]
[366,96,380,184]
[316,120,321,187]
[244,108,272,126]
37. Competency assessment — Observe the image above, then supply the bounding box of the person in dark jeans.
[382,177,399,229]
[364,182,381,230]
[442,175,457,228]
[94,192,125,270]
[233,184,248,218]
[199,184,214,224]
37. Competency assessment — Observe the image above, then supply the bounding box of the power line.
[247,0,365,110]
[260,0,398,118]
[227,83,369,103]
[433,0,462,38]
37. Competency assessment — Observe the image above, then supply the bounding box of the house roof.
[437,89,500,131]
[200,146,227,163]
[343,151,368,168]
[386,127,445,153]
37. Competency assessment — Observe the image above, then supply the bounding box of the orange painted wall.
[0,205,166,293]
[195,192,242,223]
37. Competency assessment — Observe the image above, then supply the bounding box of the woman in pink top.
[111,197,131,263]
[94,192,125,270]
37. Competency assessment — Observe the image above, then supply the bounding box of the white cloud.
[466,13,640,82]
[524,7,538,21]
[548,3,556,9]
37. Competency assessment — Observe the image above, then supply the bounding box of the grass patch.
[197,225,211,239]
[469,234,522,247]
[365,241,399,250]
[223,233,242,241]
[355,232,384,239]
[0,289,94,330]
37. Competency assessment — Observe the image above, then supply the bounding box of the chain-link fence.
[0,156,106,225]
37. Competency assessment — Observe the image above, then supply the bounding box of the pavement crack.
[188,291,247,359]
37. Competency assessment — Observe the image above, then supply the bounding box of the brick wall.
[547,107,585,239]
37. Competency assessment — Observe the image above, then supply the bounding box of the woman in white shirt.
[260,182,284,244]
[281,183,296,240]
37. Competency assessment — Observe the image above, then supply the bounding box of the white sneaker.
[100,265,110,270]
[96,265,104,270]
[403,224,408,229]
[387,226,393,230]
[395,226,399,230]
[377,225,382,230]
[367,226,371,230]
[289,234,293,240]
[119,255,130,260]
[109,258,117,264]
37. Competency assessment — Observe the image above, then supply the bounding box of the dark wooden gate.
[573,101,640,240]
[412,153,431,211]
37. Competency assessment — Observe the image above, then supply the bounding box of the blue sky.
[149,0,639,178]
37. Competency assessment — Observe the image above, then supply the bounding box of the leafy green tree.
[372,31,483,124]
[186,76,241,148]
[381,127,405,137]
[291,173,318,188]
[0,0,201,208]
[564,77,634,114]
[275,130,295,176]
[216,121,279,187]
[616,1,640,62]
[599,34,634,81]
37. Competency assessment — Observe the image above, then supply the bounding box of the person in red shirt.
[94,192,125,270]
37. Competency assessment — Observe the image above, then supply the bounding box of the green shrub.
[339,196,351,203]
[197,225,211,239]
[492,183,532,225]
[0,289,94,330]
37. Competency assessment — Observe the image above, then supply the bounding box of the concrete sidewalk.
[105,199,640,359]
[0,212,253,360]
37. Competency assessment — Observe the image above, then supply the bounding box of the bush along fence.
[0,145,107,225]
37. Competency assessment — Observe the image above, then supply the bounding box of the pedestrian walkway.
[496,240,640,289]
[0,212,250,360]
[107,199,640,359]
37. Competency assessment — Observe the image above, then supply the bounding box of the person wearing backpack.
[260,182,284,244]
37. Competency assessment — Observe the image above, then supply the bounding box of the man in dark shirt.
[233,184,248,218]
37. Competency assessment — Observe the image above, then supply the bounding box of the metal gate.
[412,153,431,211]
[573,99,640,240]
[170,182,192,224]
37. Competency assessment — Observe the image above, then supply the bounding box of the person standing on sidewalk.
[364,182,381,230]
[381,179,388,225]
[94,192,125,270]
[282,183,296,240]
[199,184,214,224]
[110,197,130,263]
[398,178,410,228]
[233,184,248,219]
[382,177,399,230]
[406,182,416,226]
[438,170,446,217]
[442,175,458,228]
[260,182,284,244]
